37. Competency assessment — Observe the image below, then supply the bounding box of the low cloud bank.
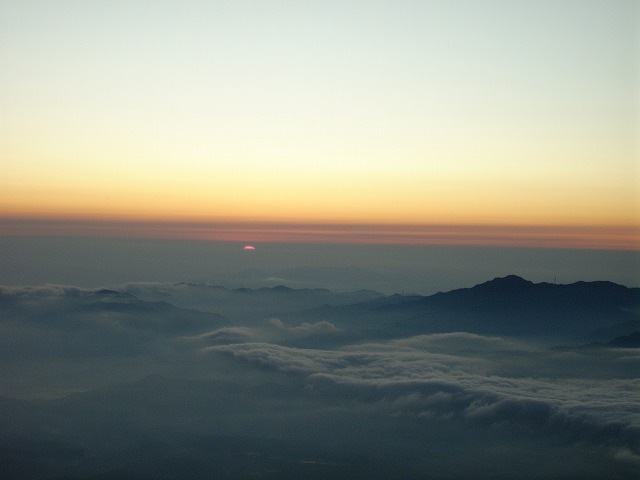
[210,340,640,454]
[1,281,639,479]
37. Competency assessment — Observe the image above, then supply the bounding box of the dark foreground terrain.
[1,276,639,479]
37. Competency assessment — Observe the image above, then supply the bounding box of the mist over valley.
[2,274,639,479]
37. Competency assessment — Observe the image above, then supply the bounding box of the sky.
[1,5,639,475]
[1,0,639,249]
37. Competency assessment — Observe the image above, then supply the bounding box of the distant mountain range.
[2,275,639,480]
[290,275,640,342]
[552,331,640,351]
[2,275,637,350]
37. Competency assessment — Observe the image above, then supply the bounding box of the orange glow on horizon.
[1,194,638,230]
[0,216,637,251]
[2,154,638,229]
[1,1,637,253]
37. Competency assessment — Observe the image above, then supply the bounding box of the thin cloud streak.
[1,217,638,250]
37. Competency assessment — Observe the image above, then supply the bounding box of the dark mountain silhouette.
[607,331,640,348]
[551,331,640,351]
[2,277,640,480]
[123,283,383,324]
[73,290,229,333]
[0,288,229,361]
[293,276,640,339]
[93,288,134,298]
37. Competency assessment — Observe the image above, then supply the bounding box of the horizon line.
[1,216,638,251]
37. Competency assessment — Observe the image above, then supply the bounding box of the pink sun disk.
[243,245,256,250]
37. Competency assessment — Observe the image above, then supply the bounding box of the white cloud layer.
[2,280,639,478]
[209,339,640,451]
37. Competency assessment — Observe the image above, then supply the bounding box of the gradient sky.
[1,1,638,244]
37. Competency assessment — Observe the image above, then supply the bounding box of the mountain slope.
[293,276,640,340]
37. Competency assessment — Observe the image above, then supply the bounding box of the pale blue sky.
[1,0,638,226]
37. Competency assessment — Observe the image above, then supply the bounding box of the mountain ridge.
[291,276,640,341]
